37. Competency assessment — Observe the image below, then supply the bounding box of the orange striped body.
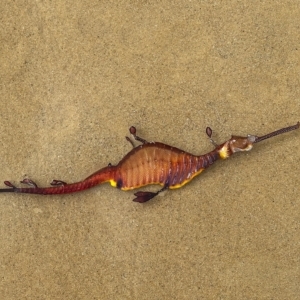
[113,142,219,190]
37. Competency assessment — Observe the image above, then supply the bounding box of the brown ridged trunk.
[115,142,219,190]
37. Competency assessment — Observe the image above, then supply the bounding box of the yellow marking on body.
[109,179,117,187]
[169,168,204,189]
[219,144,229,159]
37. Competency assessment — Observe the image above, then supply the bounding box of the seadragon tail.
[0,165,117,195]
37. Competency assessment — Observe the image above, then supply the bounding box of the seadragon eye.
[247,134,256,143]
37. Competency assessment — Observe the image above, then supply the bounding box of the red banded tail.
[0,165,116,195]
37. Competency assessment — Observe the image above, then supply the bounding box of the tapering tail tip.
[0,181,15,192]
[0,189,14,193]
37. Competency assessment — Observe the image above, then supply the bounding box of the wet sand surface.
[1,1,299,299]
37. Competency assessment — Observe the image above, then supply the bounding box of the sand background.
[1,1,299,299]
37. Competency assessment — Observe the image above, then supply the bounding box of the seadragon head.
[219,134,256,159]
[206,122,299,160]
